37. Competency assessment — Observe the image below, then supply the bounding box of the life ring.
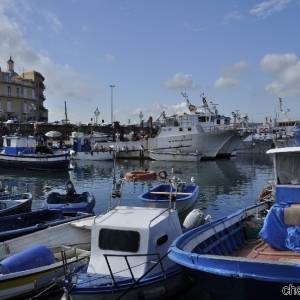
[158,170,168,180]
[259,128,268,134]
[125,170,157,181]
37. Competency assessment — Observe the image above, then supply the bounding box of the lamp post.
[109,84,116,124]
[94,107,100,125]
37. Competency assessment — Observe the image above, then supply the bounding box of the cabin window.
[187,127,191,131]
[99,229,140,252]
[277,153,300,184]
[156,234,168,246]
[179,127,183,132]
[198,116,206,122]
[216,119,220,125]
[6,139,11,147]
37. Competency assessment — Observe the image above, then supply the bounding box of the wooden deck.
[232,240,300,263]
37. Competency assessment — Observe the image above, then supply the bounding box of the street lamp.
[109,84,116,124]
[94,107,100,125]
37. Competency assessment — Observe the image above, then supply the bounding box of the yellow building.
[0,57,48,122]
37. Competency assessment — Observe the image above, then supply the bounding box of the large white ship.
[148,94,243,159]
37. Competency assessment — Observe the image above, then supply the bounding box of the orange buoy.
[125,170,157,181]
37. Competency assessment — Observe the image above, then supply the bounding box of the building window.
[16,87,20,97]
[7,100,13,112]
[7,86,11,96]
[23,102,28,113]
[0,100,2,112]
[21,87,24,95]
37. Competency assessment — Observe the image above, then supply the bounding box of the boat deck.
[232,240,300,263]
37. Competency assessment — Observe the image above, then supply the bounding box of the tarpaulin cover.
[260,204,300,252]
[276,186,300,205]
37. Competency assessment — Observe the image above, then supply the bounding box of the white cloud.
[261,53,300,96]
[0,2,101,122]
[44,11,62,33]
[214,60,248,89]
[165,73,194,90]
[250,0,291,18]
[224,60,248,76]
[103,53,115,63]
[214,77,239,89]
[223,11,242,24]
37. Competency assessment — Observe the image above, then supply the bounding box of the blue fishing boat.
[46,181,95,215]
[0,193,32,217]
[169,146,300,300]
[0,209,93,242]
[0,135,70,171]
[139,178,199,213]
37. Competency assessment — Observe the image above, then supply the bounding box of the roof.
[95,206,171,229]
[267,147,300,154]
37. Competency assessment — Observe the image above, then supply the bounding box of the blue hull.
[46,192,95,215]
[168,202,299,300]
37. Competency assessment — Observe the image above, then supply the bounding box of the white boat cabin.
[88,206,182,279]
[2,135,37,155]
[267,147,300,185]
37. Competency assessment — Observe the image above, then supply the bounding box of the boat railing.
[103,252,166,287]
[148,207,170,228]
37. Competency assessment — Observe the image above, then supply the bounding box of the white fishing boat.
[148,94,242,159]
[0,215,94,299]
[149,150,202,161]
[63,206,195,300]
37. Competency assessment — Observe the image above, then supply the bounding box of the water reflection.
[0,155,273,219]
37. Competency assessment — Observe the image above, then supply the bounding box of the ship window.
[156,234,168,246]
[6,139,11,147]
[216,119,220,125]
[99,228,140,252]
[179,128,183,131]
[198,116,206,122]
[277,153,300,184]
[188,127,191,131]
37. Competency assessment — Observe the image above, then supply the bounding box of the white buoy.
[183,208,206,230]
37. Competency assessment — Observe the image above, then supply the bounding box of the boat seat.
[284,205,300,225]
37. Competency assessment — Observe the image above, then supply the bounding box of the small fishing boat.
[0,193,32,217]
[46,181,95,215]
[139,178,199,214]
[0,244,90,300]
[0,214,94,299]
[62,206,194,300]
[0,135,70,170]
[149,150,202,162]
[169,146,300,300]
[0,209,92,242]
[70,132,114,161]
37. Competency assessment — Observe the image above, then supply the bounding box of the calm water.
[0,155,273,219]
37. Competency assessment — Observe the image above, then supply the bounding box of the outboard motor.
[183,209,211,230]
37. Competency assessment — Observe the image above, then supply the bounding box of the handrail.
[103,252,164,287]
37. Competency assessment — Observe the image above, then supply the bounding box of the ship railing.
[103,252,166,287]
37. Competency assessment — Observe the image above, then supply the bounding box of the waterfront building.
[0,57,48,122]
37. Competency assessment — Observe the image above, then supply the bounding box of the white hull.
[149,150,201,162]
[70,151,113,161]
[148,130,238,158]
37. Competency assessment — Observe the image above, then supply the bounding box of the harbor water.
[0,155,273,221]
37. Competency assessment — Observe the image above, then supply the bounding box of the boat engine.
[183,209,211,230]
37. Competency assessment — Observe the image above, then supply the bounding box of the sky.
[0,0,299,124]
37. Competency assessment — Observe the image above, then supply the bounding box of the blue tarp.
[260,204,300,252]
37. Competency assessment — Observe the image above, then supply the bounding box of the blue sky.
[0,0,299,123]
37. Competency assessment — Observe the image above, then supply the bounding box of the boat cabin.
[87,206,182,279]
[1,136,36,155]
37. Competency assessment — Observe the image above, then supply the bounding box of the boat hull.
[0,255,88,300]
[67,269,190,300]
[149,151,202,162]
[70,151,113,161]
[0,153,70,170]
[0,198,32,217]
[188,270,296,300]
